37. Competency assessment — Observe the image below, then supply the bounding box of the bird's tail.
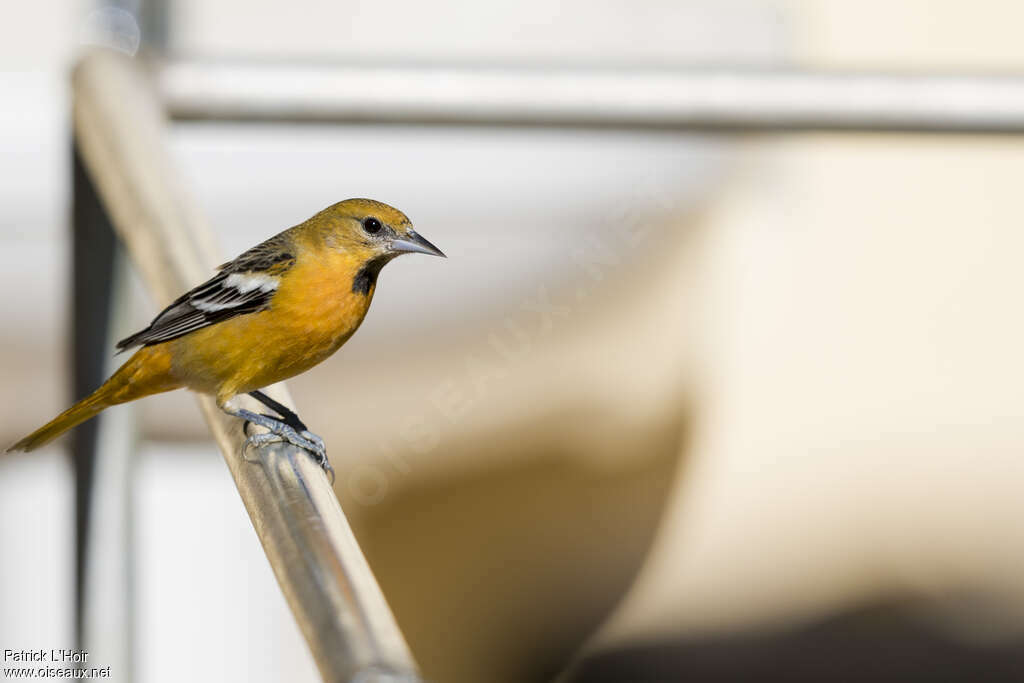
[7,345,181,452]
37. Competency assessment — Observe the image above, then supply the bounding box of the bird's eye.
[363,217,383,234]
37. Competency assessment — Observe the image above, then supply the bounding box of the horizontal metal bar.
[72,49,421,683]
[159,59,1024,133]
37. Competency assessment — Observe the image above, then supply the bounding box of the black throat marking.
[352,256,388,295]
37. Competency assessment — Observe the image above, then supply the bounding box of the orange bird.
[8,199,444,478]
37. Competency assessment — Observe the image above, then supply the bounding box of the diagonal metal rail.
[72,48,421,683]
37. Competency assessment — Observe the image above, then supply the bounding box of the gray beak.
[391,230,446,258]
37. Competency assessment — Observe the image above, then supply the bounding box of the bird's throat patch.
[351,256,388,295]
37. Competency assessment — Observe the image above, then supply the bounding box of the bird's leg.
[220,396,334,484]
[248,390,308,431]
[247,391,330,475]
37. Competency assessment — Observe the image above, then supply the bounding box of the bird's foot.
[238,409,334,484]
[295,429,334,484]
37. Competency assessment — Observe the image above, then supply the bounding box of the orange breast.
[167,251,374,401]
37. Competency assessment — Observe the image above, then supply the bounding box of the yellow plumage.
[8,198,444,454]
[171,247,375,401]
[9,345,180,451]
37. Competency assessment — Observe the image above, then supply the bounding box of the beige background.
[3,2,1024,682]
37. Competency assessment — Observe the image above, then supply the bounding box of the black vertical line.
[70,140,117,644]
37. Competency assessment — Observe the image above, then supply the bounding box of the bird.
[7,198,444,480]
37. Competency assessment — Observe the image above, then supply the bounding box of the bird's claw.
[239,413,334,484]
[297,430,334,484]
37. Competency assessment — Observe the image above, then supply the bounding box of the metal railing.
[159,59,1024,133]
[71,49,421,683]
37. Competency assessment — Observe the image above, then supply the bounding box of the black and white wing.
[116,233,296,350]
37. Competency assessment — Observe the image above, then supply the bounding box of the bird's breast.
[274,255,375,354]
[168,252,378,398]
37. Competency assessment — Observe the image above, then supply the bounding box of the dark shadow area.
[567,597,1024,683]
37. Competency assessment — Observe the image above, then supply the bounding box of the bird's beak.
[391,230,446,258]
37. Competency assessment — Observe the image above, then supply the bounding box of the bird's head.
[312,198,445,264]
[306,198,445,294]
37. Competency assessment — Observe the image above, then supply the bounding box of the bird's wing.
[115,233,296,350]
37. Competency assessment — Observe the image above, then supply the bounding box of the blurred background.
[3,1,1024,682]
